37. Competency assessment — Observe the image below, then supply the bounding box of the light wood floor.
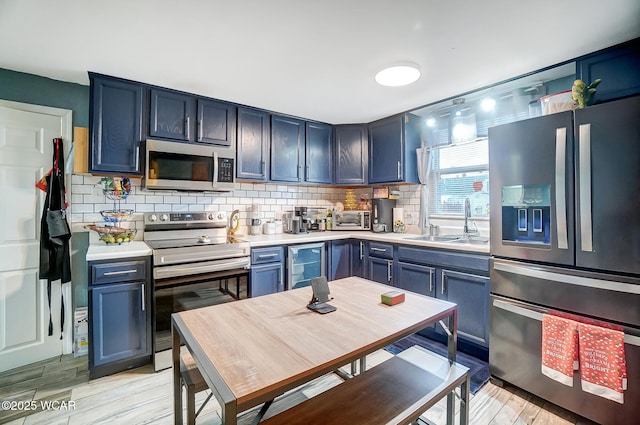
[0,350,599,425]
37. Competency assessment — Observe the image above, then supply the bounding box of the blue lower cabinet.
[437,269,490,348]
[89,281,150,377]
[88,257,151,379]
[250,246,285,297]
[328,240,351,281]
[250,263,284,297]
[395,261,435,297]
[367,257,393,286]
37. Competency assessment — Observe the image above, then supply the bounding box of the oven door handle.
[154,258,250,280]
[493,261,640,295]
[492,298,640,347]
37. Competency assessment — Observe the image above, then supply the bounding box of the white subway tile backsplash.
[136,204,155,212]
[180,196,197,204]
[171,204,189,212]
[145,195,164,203]
[72,203,94,213]
[163,195,181,204]
[69,176,417,229]
[73,184,95,195]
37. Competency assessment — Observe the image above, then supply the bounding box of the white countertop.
[235,230,489,254]
[86,241,152,261]
[85,231,488,262]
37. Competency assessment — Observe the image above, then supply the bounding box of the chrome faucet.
[463,197,478,236]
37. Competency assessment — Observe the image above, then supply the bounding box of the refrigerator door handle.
[493,261,640,295]
[555,127,569,250]
[492,297,640,347]
[578,123,593,252]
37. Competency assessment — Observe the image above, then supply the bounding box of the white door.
[0,100,73,372]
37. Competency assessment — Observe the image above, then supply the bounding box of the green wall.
[0,68,89,128]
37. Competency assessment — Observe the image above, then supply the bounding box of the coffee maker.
[294,207,309,233]
[371,198,396,233]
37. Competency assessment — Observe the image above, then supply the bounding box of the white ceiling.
[1,0,639,124]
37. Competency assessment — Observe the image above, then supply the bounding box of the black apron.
[39,138,71,338]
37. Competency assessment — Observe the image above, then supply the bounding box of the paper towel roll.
[393,207,404,223]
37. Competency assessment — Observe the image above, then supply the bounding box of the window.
[429,138,489,216]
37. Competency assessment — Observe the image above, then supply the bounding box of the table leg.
[359,356,367,373]
[172,322,183,425]
[446,309,458,425]
[460,373,470,425]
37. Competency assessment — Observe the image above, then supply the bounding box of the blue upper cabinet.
[150,89,235,146]
[196,98,236,146]
[237,107,270,181]
[149,88,194,141]
[334,124,368,185]
[89,74,143,175]
[305,122,333,184]
[577,38,640,104]
[368,113,420,184]
[270,115,305,182]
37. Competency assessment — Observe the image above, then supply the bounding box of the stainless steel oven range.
[143,211,250,371]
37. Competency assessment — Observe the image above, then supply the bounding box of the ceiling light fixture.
[375,65,421,87]
[481,98,496,111]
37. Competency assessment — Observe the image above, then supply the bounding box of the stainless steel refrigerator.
[488,95,640,425]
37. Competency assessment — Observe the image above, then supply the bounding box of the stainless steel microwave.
[333,210,371,231]
[143,139,235,192]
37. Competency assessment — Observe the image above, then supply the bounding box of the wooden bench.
[180,351,211,425]
[259,345,470,425]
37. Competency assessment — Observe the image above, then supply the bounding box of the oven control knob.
[160,214,169,222]
[208,213,215,220]
[148,214,157,222]
[217,212,226,221]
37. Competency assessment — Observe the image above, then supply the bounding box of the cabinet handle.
[258,253,279,259]
[306,164,309,180]
[441,270,446,295]
[370,247,386,252]
[135,146,140,172]
[198,119,203,141]
[359,241,364,260]
[186,117,190,139]
[387,260,392,282]
[297,165,301,180]
[141,284,146,311]
[397,161,401,179]
[104,269,138,276]
[429,268,433,293]
[261,160,265,174]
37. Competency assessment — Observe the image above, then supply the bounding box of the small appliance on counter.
[371,198,396,233]
[333,210,371,231]
[283,211,306,234]
[249,204,261,235]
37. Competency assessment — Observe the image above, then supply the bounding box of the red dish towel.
[541,314,579,386]
[578,322,627,404]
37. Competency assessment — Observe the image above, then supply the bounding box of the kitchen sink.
[404,234,489,244]
[448,236,490,245]
[404,234,463,242]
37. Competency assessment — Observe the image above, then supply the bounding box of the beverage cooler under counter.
[287,242,326,290]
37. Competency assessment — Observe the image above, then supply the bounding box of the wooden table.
[171,276,459,425]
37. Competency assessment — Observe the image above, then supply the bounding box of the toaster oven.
[333,210,371,231]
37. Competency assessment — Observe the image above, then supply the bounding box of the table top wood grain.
[172,276,457,423]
